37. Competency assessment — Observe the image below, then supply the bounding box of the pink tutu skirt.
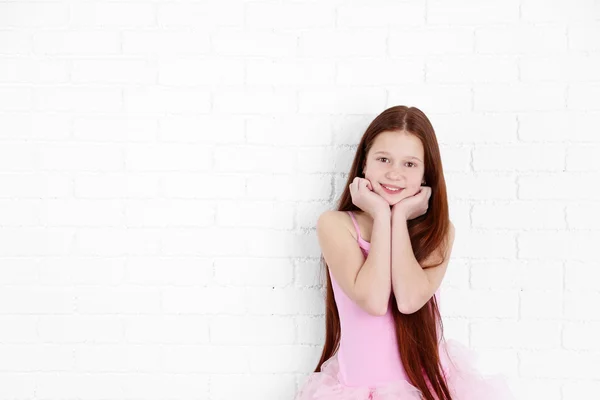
[294,339,516,400]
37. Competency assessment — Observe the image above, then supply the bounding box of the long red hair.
[314,105,454,400]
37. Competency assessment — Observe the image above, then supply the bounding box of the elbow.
[396,288,426,315]
[373,303,388,317]
[365,297,389,317]
[396,300,419,315]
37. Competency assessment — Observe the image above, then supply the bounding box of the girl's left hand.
[392,186,432,221]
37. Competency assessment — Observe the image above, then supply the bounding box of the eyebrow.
[373,151,422,163]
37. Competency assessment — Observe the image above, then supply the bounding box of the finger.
[355,177,363,190]
[361,179,371,192]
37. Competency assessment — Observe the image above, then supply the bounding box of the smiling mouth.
[381,184,404,194]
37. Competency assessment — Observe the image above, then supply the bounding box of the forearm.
[354,210,392,314]
[391,215,429,312]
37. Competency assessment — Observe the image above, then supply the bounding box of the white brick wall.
[0,0,599,399]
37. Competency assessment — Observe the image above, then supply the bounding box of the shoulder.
[442,220,455,250]
[317,210,357,241]
[449,220,456,241]
[422,220,456,269]
[441,220,456,258]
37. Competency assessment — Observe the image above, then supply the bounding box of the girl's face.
[363,130,426,206]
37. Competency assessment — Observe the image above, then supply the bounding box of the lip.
[380,184,404,194]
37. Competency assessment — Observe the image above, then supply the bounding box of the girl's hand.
[349,177,390,219]
[392,186,432,221]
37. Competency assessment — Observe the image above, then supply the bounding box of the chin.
[381,194,401,206]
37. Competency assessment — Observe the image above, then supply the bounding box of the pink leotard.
[327,210,440,387]
[295,212,516,400]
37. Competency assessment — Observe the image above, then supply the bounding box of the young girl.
[294,106,516,400]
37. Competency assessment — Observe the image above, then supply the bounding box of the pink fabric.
[330,211,411,387]
[294,211,516,400]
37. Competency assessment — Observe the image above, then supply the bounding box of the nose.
[386,171,404,181]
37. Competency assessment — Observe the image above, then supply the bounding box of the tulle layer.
[294,339,516,400]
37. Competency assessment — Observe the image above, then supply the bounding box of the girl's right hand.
[349,177,390,219]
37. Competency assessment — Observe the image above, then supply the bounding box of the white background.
[1,0,600,399]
